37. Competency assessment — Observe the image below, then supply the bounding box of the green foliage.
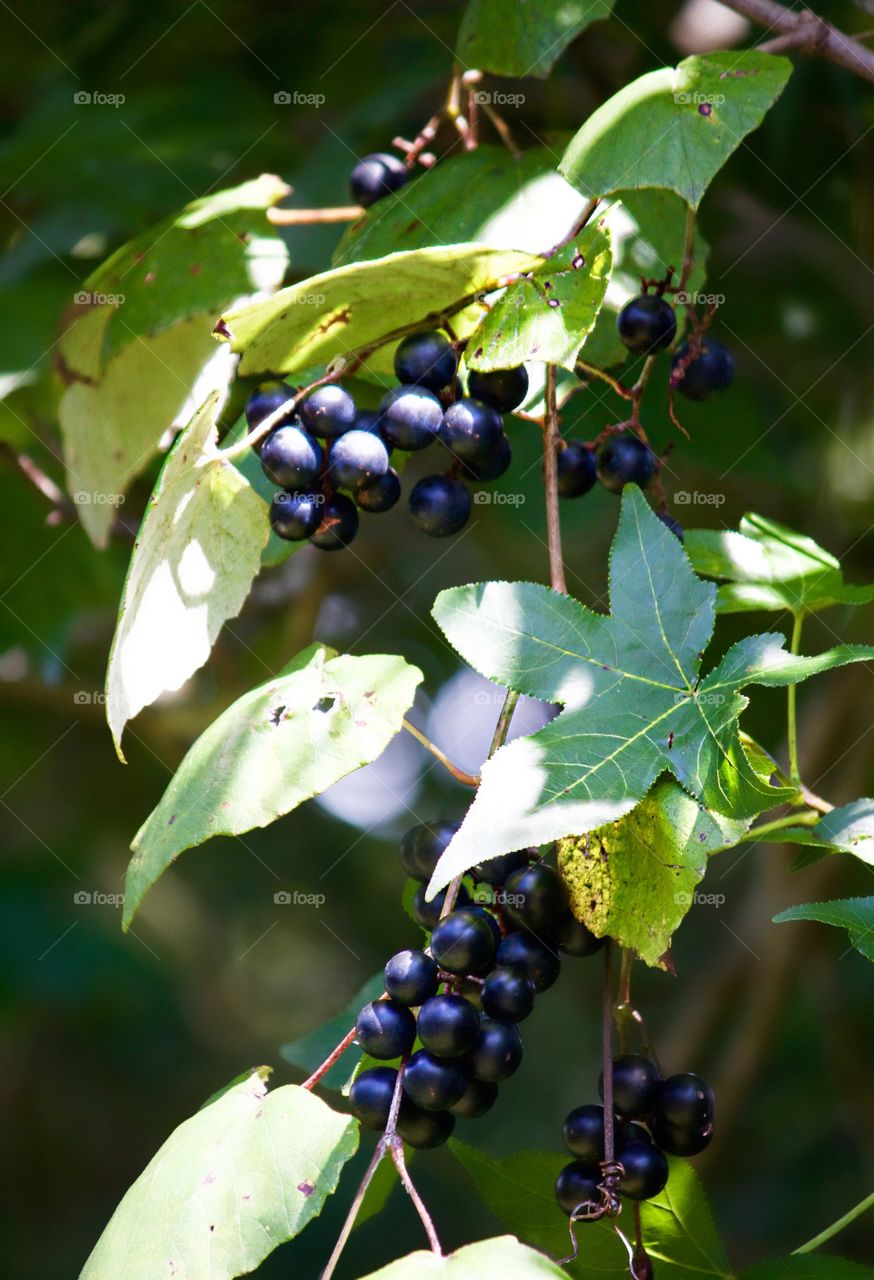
[466,224,612,371]
[281,972,385,1087]
[739,1258,874,1279]
[356,1236,573,1279]
[456,0,616,79]
[783,799,874,870]
[773,897,874,963]
[125,644,422,927]
[105,391,268,756]
[79,1070,358,1280]
[686,513,874,617]
[560,52,792,208]
[427,488,874,891]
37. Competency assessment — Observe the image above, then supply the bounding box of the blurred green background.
[1,1,873,1276]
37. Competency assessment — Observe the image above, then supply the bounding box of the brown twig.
[402,718,480,788]
[267,205,364,225]
[720,0,874,82]
[302,1026,357,1091]
[542,365,568,595]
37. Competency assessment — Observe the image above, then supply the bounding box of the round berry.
[394,330,457,393]
[469,1018,523,1082]
[357,468,401,513]
[596,435,656,493]
[403,1050,469,1111]
[309,492,359,551]
[563,1104,608,1163]
[327,428,390,490]
[481,967,535,1023]
[473,850,529,887]
[672,338,734,400]
[411,883,469,931]
[354,998,416,1060]
[349,1067,398,1130]
[655,1073,714,1130]
[600,1055,661,1119]
[409,475,471,537]
[260,425,323,490]
[396,1105,455,1149]
[440,398,504,465]
[468,904,502,949]
[496,931,561,993]
[379,385,443,451]
[400,821,459,882]
[557,911,605,957]
[503,863,569,933]
[463,433,512,482]
[383,949,439,1007]
[467,366,528,413]
[417,994,481,1058]
[448,1076,498,1119]
[349,152,409,208]
[555,1161,601,1217]
[617,1121,653,1151]
[245,380,296,438]
[651,1114,714,1157]
[618,1141,668,1201]
[298,385,357,440]
[658,512,684,541]
[269,490,322,542]
[617,294,677,354]
[430,908,497,976]
[557,441,597,498]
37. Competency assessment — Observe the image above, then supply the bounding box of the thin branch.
[793,1189,874,1254]
[389,1142,443,1254]
[402,718,480,787]
[267,205,364,226]
[302,1026,357,1091]
[720,0,874,82]
[542,364,568,595]
[320,1141,385,1280]
[787,612,804,785]
[0,443,75,521]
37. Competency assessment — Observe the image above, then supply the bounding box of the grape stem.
[301,1026,357,1091]
[792,1189,874,1254]
[402,718,480,787]
[543,364,568,595]
[787,612,804,785]
[267,205,363,225]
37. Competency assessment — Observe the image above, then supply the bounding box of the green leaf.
[217,245,541,378]
[740,1258,874,1279]
[58,176,289,547]
[124,645,422,927]
[356,1236,572,1280]
[773,897,874,963]
[427,488,874,892]
[560,52,792,209]
[456,0,616,79]
[281,972,384,1088]
[558,778,751,968]
[105,390,269,758]
[466,222,612,372]
[335,145,584,267]
[685,513,874,617]
[782,799,874,872]
[450,1141,732,1279]
[79,1071,358,1280]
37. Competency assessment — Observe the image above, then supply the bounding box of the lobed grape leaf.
[456,0,616,79]
[685,512,874,617]
[79,1071,358,1280]
[560,52,792,210]
[558,777,752,969]
[105,390,269,758]
[356,1235,572,1280]
[466,221,613,372]
[215,245,541,379]
[124,644,422,928]
[427,487,874,894]
[57,175,289,547]
[773,897,874,963]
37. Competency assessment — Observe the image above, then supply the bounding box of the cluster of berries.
[348,821,604,1149]
[246,331,528,550]
[555,1054,716,1216]
[618,291,735,400]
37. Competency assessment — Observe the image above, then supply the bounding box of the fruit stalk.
[543,364,568,595]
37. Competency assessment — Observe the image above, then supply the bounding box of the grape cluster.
[348,821,605,1149]
[247,331,528,550]
[555,1053,715,1216]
